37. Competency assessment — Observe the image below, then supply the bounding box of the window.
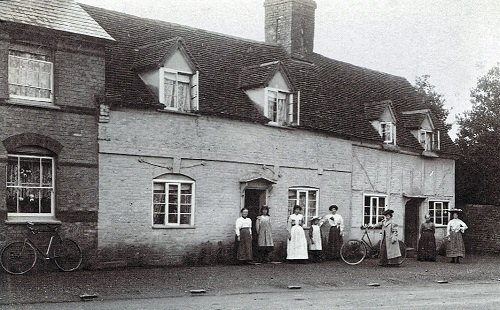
[363,195,386,225]
[288,187,318,227]
[429,201,449,225]
[267,89,291,125]
[152,176,195,227]
[380,122,395,144]
[160,69,198,112]
[419,130,440,151]
[6,155,55,216]
[8,50,53,102]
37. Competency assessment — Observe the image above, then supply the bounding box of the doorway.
[404,199,421,249]
[244,189,267,233]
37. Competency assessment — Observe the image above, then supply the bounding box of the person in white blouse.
[446,208,468,264]
[287,205,308,261]
[321,205,344,260]
[235,208,253,262]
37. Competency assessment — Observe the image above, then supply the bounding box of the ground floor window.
[429,201,449,225]
[288,187,318,227]
[152,174,195,227]
[363,194,386,225]
[6,154,55,216]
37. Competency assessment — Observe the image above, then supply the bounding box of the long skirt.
[417,230,437,261]
[327,226,342,259]
[287,225,308,260]
[378,234,401,266]
[446,231,465,258]
[237,228,253,261]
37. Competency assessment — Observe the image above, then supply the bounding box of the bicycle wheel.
[53,239,82,272]
[340,240,367,265]
[396,240,407,265]
[1,241,37,275]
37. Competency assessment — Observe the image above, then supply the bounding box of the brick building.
[80,0,460,267]
[0,0,113,267]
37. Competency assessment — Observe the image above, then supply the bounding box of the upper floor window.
[160,69,198,112]
[363,194,386,225]
[380,122,395,144]
[8,50,53,102]
[266,89,292,126]
[152,175,195,227]
[429,201,449,225]
[288,187,318,227]
[6,154,55,216]
[419,129,440,151]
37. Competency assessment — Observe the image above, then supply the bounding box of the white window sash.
[364,194,387,225]
[160,69,193,112]
[152,180,195,227]
[8,54,53,102]
[266,88,290,125]
[288,187,319,226]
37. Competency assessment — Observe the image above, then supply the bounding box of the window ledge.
[152,225,195,229]
[6,98,60,110]
[422,150,439,158]
[5,217,62,225]
[156,108,200,117]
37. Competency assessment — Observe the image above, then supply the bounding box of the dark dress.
[417,222,436,261]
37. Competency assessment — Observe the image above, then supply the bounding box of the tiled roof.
[0,0,113,41]
[401,113,426,129]
[364,100,393,121]
[81,4,458,156]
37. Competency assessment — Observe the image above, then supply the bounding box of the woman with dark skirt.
[372,209,402,266]
[417,214,437,261]
[235,208,253,263]
[322,205,344,260]
[446,208,468,264]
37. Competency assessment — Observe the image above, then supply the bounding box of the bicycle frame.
[22,234,59,260]
[360,228,379,257]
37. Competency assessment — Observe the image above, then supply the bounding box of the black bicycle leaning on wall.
[1,222,82,275]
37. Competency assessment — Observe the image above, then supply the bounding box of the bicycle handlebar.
[26,221,60,234]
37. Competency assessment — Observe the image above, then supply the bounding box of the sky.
[78,0,500,139]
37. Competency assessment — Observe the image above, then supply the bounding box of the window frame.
[363,194,387,226]
[419,129,435,151]
[6,154,56,218]
[379,121,395,144]
[287,187,319,228]
[159,68,195,112]
[8,50,54,103]
[266,87,291,126]
[429,200,449,226]
[152,178,195,228]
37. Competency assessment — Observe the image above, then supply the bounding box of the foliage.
[414,75,451,131]
[455,65,500,205]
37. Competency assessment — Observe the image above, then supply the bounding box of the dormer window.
[380,122,395,144]
[419,129,440,151]
[266,89,291,125]
[402,110,441,152]
[161,70,195,112]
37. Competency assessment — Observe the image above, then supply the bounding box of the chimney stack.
[264,0,317,56]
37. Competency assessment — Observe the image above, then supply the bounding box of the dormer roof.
[239,61,295,91]
[364,100,396,123]
[401,110,434,130]
[0,0,114,41]
[131,37,199,72]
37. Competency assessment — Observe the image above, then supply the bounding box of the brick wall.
[461,204,500,254]
[0,28,105,269]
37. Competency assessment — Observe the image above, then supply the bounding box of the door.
[244,189,267,251]
[404,199,421,249]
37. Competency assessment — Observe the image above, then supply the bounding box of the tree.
[413,75,452,131]
[455,65,500,205]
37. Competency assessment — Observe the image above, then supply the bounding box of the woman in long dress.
[417,214,437,261]
[235,208,253,262]
[321,205,344,260]
[287,205,308,261]
[373,209,402,266]
[446,209,468,264]
[256,206,274,263]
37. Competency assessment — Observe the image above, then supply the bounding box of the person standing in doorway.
[287,205,308,262]
[417,214,437,261]
[235,208,253,263]
[372,209,402,266]
[446,208,468,264]
[322,205,344,260]
[256,206,274,263]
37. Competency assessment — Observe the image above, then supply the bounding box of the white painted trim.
[151,178,195,228]
[288,187,319,227]
[362,193,388,225]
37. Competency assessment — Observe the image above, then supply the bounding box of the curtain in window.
[8,51,52,100]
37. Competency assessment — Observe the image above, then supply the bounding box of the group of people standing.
[236,205,468,265]
[235,204,346,263]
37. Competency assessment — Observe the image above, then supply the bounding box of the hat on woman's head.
[382,209,394,216]
[310,216,321,222]
[448,208,462,213]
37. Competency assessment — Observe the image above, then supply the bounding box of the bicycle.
[1,222,83,275]
[340,225,406,265]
